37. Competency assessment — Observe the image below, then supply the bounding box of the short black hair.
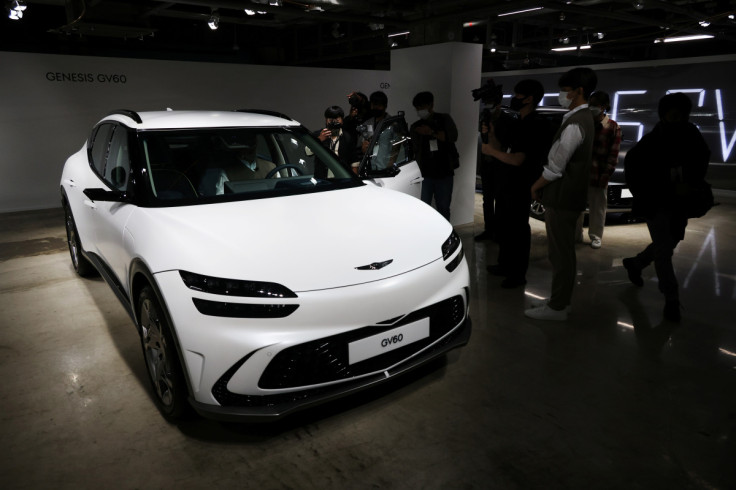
[514,79,544,106]
[324,105,344,119]
[369,91,388,107]
[658,92,692,121]
[412,91,434,108]
[558,67,597,100]
[589,91,611,110]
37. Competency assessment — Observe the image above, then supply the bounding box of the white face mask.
[417,109,430,120]
[558,90,572,109]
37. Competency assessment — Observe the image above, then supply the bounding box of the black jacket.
[625,121,710,217]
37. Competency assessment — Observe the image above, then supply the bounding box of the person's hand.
[318,128,331,142]
[361,140,370,152]
[414,125,433,136]
[531,184,542,202]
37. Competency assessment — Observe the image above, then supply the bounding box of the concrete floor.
[1,193,735,490]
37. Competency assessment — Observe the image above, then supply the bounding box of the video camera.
[471,79,504,104]
[472,79,504,143]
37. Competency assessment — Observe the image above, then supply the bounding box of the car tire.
[64,205,97,277]
[138,285,191,421]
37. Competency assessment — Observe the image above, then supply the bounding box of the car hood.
[129,186,452,292]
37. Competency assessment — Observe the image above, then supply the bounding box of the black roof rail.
[235,109,294,121]
[107,109,143,124]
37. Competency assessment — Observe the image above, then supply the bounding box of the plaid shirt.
[590,115,622,187]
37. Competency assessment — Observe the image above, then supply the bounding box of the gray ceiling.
[3,0,736,70]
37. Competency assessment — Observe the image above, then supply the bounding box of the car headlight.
[441,231,461,260]
[441,231,463,273]
[179,270,297,298]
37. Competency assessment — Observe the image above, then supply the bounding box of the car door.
[85,124,137,290]
[358,114,423,199]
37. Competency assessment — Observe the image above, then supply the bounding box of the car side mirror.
[83,188,129,203]
[361,165,401,179]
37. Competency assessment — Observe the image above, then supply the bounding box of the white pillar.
[391,42,483,226]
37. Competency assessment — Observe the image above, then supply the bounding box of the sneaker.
[524,303,568,321]
[591,238,602,249]
[663,300,681,322]
[529,299,572,313]
[622,257,644,287]
[501,277,527,289]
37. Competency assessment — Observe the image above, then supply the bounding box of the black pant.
[479,157,498,234]
[496,185,532,280]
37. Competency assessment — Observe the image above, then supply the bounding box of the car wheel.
[530,200,546,221]
[138,286,190,421]
[64,205,96,277]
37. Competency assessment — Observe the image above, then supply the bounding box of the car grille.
[211,295,466,406]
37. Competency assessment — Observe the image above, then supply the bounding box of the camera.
[471,79,504,103]
[348,93,362,107]
[356,123,373,140]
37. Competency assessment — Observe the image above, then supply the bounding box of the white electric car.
[60,109,470,421]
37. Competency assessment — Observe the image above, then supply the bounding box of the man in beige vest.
[525,67,597,321]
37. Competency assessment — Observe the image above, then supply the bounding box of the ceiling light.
[653,34,714,43]
[699,20,711,27]
[595,32,605,39]
[8,0,26,20]
[244,9,256,15]
[551,45,591,52]
[387,30,411,38]
[208,12,219,30]
[632,1,644,10]
[498,7,544,17]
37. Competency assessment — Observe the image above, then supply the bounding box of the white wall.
[391,43,482,226]
[0,51,391,212]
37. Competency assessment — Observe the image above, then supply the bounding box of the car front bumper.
[153,252,470,421]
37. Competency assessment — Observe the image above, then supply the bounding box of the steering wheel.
[265,164,304,179]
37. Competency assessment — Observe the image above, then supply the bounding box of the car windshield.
[137,127,360,204]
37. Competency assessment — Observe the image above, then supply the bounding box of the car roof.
[100,110,302,130]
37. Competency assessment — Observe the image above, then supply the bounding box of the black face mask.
[509,97,527,111]
[370,109,386,118]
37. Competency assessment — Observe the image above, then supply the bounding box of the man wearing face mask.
[525,67,597,321]
[575,91,622,249]
[411,91,459,221]
[481,79,552,288]
[359,91,391,156]
[314,105,356,174]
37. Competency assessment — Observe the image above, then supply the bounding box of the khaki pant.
[545,207,580,310]
[576,185,608,241]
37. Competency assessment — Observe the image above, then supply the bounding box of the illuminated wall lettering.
[716,89,736,162]
[612,90,647,141]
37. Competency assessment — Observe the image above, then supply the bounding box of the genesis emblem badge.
[355,259,393,271]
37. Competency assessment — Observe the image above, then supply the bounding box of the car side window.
[363,117,413,175]
[89,123,114,176]
[105,126,130,191]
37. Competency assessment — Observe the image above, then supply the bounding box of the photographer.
[411,91,458,221]
[473,79,517,241]
[314,105,356,175]
[481,79,552,289]
[358,91,391,156]
[343,91,369,142]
